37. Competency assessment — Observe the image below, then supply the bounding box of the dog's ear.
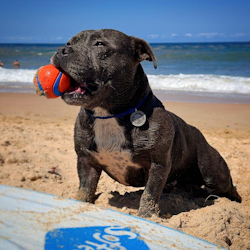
[133,37,157,69]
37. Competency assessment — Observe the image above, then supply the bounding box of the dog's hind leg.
[195,130,241,202]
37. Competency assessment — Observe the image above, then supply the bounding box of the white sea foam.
[0,68,250,94]
[148,74,250,94]
[0,68,36,83]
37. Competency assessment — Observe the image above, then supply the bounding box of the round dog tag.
[130,110,146,127]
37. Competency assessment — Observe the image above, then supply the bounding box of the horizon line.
[0,40,249,45]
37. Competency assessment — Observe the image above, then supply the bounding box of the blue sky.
[0,0,250,43]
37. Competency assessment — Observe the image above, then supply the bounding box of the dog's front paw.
[138,203,160,218]
[76,187,96,203]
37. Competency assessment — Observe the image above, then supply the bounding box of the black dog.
[51,29,241,218]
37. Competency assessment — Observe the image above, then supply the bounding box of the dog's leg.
[76,156,102,203]
[195,131,241,202]
[138,161,171,218]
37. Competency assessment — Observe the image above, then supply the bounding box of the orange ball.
[33,65,71,99]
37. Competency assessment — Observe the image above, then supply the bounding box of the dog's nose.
[57,46,73,58]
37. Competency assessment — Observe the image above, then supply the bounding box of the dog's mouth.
[58,69,98,97]
[65,78,89,95]
[66,78,98,95]
[61,77,98,106]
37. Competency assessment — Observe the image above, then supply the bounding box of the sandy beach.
[0,92,250,249]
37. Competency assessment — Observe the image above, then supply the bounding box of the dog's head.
[51,29,157,109]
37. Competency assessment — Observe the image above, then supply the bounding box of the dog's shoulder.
[149,95,175,132]
[74,107,96,155]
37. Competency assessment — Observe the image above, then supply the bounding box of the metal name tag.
[130,110,146,127]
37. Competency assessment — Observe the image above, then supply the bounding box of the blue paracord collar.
[85,94,148,119]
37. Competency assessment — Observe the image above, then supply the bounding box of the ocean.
[0,42,250,103]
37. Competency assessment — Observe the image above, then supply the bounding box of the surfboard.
[0,184,224,249]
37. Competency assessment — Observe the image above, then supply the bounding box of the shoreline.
[154,89,250,104]
[1,87,250,104]
[0,93,250,130]
[0,92,250,249]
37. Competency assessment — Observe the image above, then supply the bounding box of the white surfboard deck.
[0,184,224,249]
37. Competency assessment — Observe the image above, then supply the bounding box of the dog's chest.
[92,108,141,185]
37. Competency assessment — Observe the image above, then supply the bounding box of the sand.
[0,93,250,249]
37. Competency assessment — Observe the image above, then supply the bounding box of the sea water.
[0,42,250,102]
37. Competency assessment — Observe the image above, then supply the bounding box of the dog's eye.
[95,42,105,47]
